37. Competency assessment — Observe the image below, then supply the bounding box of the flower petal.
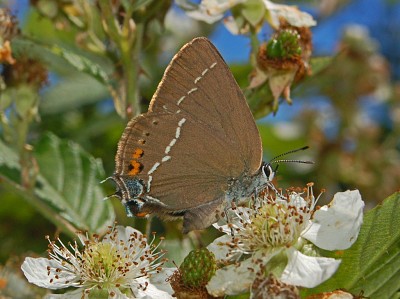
[185,0,226,24]
[281,248,341,288]
[207,234,238,261]
[263,0,316,28]
[185,0,246,24]
[206,258,256,296]
[186,9,223,24]
[116,225,142,244]
[132,277,173,299]
[148,268,175,295]
[45,289,83,299]
[302,190,364,250]
[21,257,77,290]
[213,206,253,233]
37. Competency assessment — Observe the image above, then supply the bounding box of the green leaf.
[40,74,108,115]
[0,135,115,235]
[47,45,125,116]
[11,38,113,113]
[34,133,115,233]
[50,45,112,85]
[0,138,20,175]
[303,192,400,298]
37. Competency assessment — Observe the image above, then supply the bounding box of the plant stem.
[124,23,143,118]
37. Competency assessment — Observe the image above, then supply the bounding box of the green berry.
[179,248,217,288]
[267,29,302,59]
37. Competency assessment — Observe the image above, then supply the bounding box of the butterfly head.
[103,175,148,217]
[262,163,276,182]
[261,146,314,184]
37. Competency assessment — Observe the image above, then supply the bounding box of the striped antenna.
[268,146,314,165]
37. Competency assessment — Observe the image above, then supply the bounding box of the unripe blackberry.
[267,29,302,59]
[179,248,216,288]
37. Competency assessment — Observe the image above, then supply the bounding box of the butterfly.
[108,37,281,233]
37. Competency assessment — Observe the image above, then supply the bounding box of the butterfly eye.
[263,164,275,181]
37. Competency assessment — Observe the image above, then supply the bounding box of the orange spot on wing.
[132,148,144,159]
[128,160,143,175]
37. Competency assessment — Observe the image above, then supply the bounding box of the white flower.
[263,0,316,29]
[21,226,173,299]
[184,0,245,24]
[181,0,315,34]
[206,187,364,296]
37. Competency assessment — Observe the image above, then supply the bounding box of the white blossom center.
[230,185,317,254]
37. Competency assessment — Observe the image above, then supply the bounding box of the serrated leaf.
[50,45,111,85]
[11,38,116,114]
[34,133,115,232]
[47,45,124,116]
[0,135,115,234]
[304,192,400,299]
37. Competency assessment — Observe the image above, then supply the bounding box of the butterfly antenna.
[270,159,314,165]
[268,146,314,166]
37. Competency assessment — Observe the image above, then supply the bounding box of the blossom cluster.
[206,187,364,296]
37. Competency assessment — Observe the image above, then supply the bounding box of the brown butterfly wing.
[115,37,262,211]
[149,37,262,174]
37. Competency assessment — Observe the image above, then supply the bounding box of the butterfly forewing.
[149,38,262,174]
[115,37,262,212]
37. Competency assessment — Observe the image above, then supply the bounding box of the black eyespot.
[144,132,150,136]
[152,120,158,125]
